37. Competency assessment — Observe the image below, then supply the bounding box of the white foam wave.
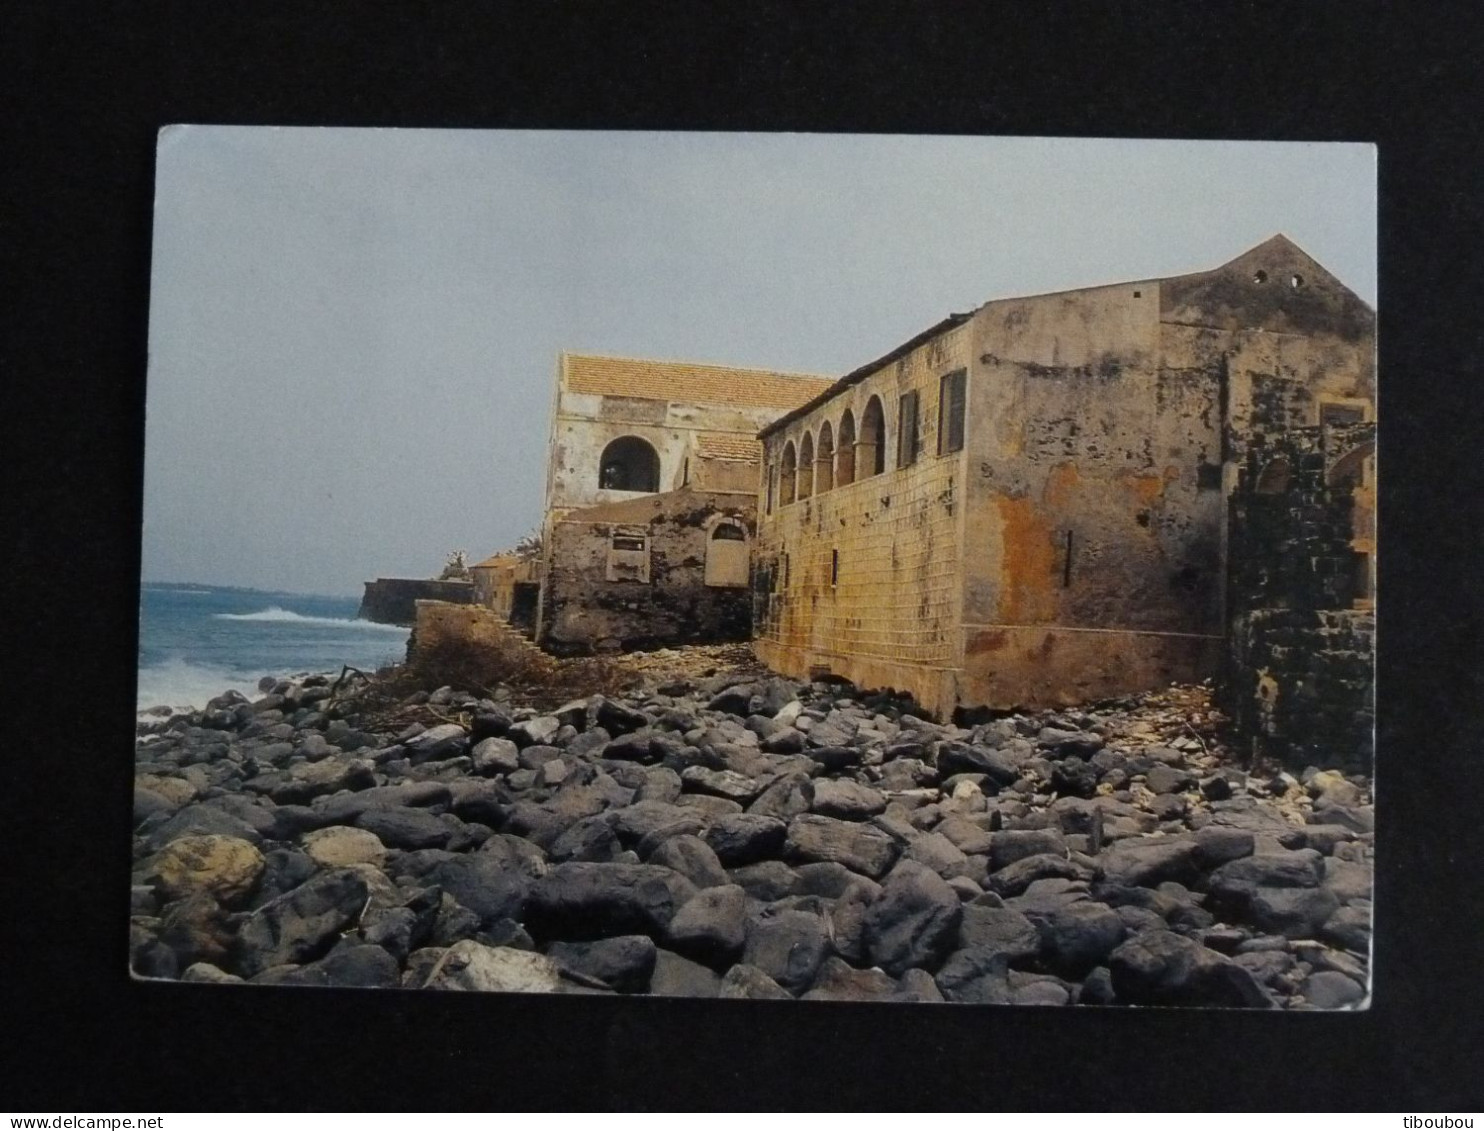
[213,606,406,631]
[136,657,271,713]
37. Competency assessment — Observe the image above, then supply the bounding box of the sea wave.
[136,657,273,713]
[212,606,407,631]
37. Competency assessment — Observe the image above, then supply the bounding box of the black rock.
[862,860,963,976]
[649,949,724,997]
[989,828,1067,871]
[548,935,658,993]
[956,904,1043,962]
[703,814,788,867]
[934,946,1013,1004]
[595,698,651,736]
[1108,929,1275,1008]
[1300,969,1367,1009]
[1079,965,1117,1005]
[801,957,900,1002]
[741,909,831,993]
[1037,901,1126,978]
[1050,758,1099,798]
[469,710,513,742]
[747,773,815,822]
[727,860,801,902]
[548,815,622,863]
[718,963,791,999]
[308,944,401,988]
[986,853,1093,898]
[525,862,698,941]
[236,868,371,976]
[424,855,533,926]
[647,834,730,888]
[354,807,455,851]
[1247,887,1342,940]
[784,813,899,879]
[665,884,749,966]
[1097,837,1202,888]
[937,742,1022,787]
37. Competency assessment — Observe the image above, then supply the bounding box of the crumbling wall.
[958,281,1225,708]
[539,489,755,655]
[357,578,474,626]
[1221,422,1376,770]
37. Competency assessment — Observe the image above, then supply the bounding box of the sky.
[143,129,1376,597]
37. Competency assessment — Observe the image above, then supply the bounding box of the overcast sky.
[143,129,1375,597]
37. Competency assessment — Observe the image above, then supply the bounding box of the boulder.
[988,828,1067,871]
[934,947,1014,1004]
[956,904,1042,962]
[548,814,622,863]
[1037,901,1125,978]
[525,862,698,941]
[986,853,1093,898]
[801,957,899,1002]
[548,935,657,993]
[146,834,265,906]
[1097,837,1203,888]
[1300,969,1367,1010]
[301,826,386,869]
[471,737,520,776]
[704,815,788,867]
[862,860,963,976]
[507,716,561,748]
[680,766,769,804]
[649,949,724,997]
[665,884,749,966]
[747,773,815,822]
[741,910,831,993]
[1108,929,1275,1008]
[648,835,730,889]
[1247,886,1342,939]
[424,854,534,926]
[728,860,801,902]
[418,940,564,993]
[810,779,887,820]
[236,868,371,976]
[784,814,899,879]
[354,806,454,851]
[718,963,792,999]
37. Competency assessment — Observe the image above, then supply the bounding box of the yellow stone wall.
[754,324,970,715]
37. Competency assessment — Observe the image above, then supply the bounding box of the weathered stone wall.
[1226,607,1375,772]
[538,489,756,655]
[755,236,1374,719]
[753,321,970,716]
[409,599,545,666]
[358,578,474,626]
[1221,422,1376,770]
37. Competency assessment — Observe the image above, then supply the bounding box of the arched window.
[860,396,886,477]
[780,441,798,505]
[598,436,660,493]
[705,520,749,587]
[836,409,856,486]
[798,432,815,500]
[1255,457,1292,495]
[816,421,835,493]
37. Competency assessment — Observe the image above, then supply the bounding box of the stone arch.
[836,409,856,486]
[798,431,815,500]
[780,440,797,505]
[598,436,660,493]
[860,395,886,477]
[816,421,835,493]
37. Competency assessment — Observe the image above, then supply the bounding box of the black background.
[4,0,1482,1112]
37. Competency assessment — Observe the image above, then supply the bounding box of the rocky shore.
[131,659,1373,1007]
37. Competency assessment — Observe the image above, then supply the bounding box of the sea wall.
[358,578,474,626]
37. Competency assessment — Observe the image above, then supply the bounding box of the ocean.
[136,583,410,712]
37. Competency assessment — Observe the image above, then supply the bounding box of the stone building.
[531,353,833,653]
[752,235,1375,719]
